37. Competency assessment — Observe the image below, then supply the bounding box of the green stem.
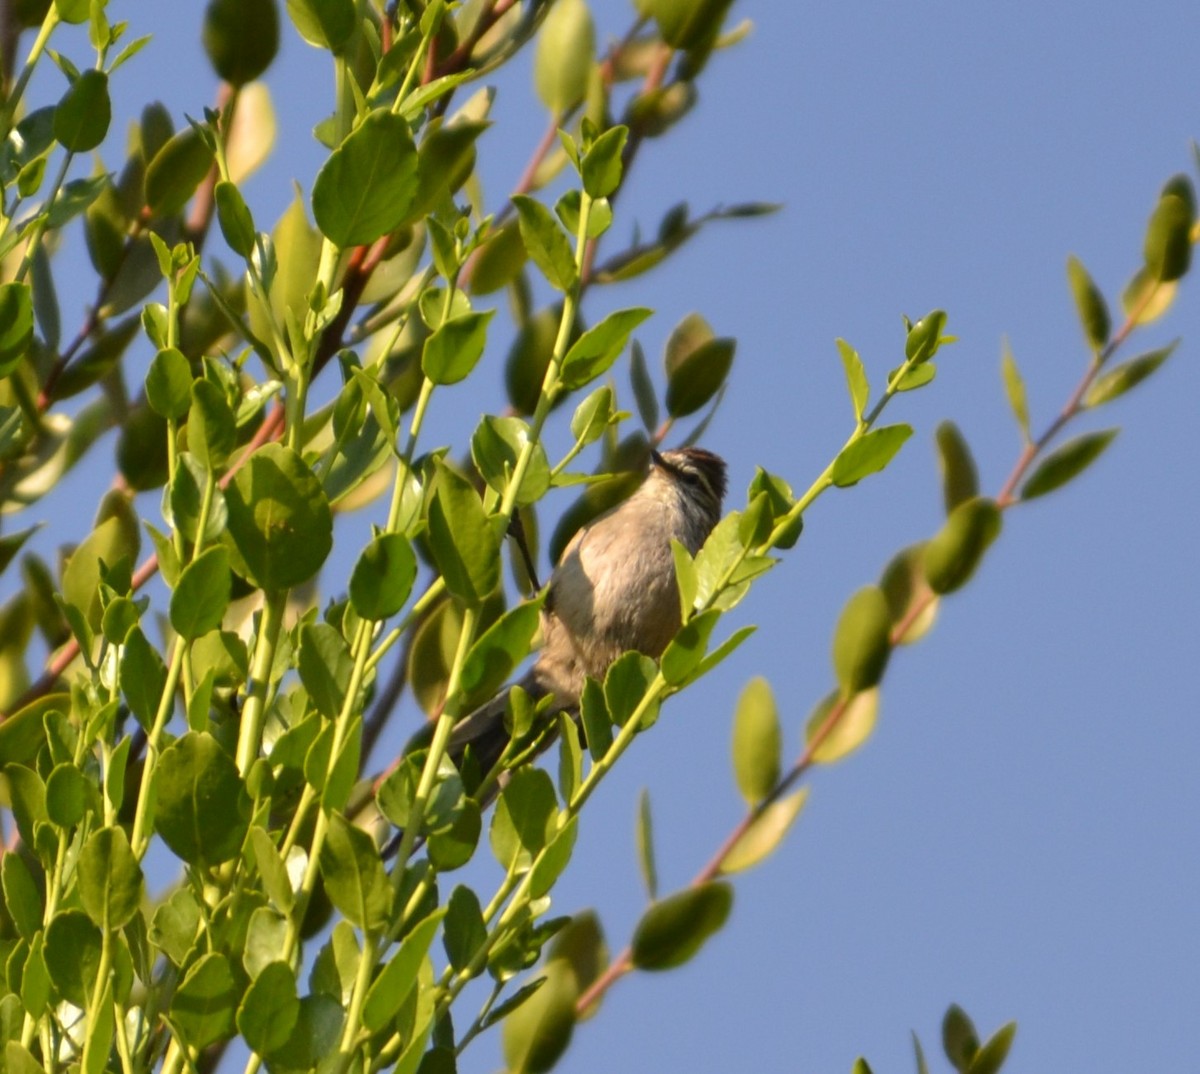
[235,590,287,777]
[389,605,479,872]
[1,5,60,132]
[15,148,73,284]
[129,637,189,858]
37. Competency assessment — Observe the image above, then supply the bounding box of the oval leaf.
[924,497,1002,595]
[349,532,416,620]
[1020,429,1118,501]
[730,676,781,804]
[832,586,892,695]
[1066,254,1110,350]
[631,881,733,971]
[312,109,419,247]
[831,424,912,487]
[225,443,333,591]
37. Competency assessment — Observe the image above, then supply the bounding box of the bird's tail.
[402,669,558,793]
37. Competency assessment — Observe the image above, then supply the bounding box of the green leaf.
[924,497,1002,595]
[77,826,143,929]
[529,813,578,897]
[627,339,659,433]
[513,195,578,292]
[1,855,42,939]
[318,812,391,931]
[1019,429,1118,501]
[189,378,236,470]
[533,0,594,115]
[935,420,979,514]
[150,888,200,967]
[422,310,495,385]
[428,796,482,871]
[145,128,215,217]
[1121,265,1177,325]
[170,545,231,639]
[501,958,578,1074]
[225,443,333,590]
[44,910,102,1006]
[214,179,257,257]
[61,508,139,629]
[660,606,720,686]
[267,994,348,1070]
[730,677,781,804]
[1143,184,1194,282]
[470,415,551,507]
[249,827,294,912]
[664,334,734,418]
[459,598,543,712]
[83,982,114,1074]
[0,282,33,375]
[349,532,416,620]
[967,1022,1017,1074]
[630,881,733,971]
[55,0,90,23]
[560,307,652,389]
[145,347,194,419]
[880,543,939,646]
[746,468,804,550]
[469,219,528,296]
[670,538,699,621]
[604,651,659,729]
[570,384,617,446]
[9,1038,47,1074]
[171,952,240,1050]
[904,309,948,364]
[297,622,353,719]
[720,789,808,874]
[443,885,487,973]
[1085,342,1176,407]
[836,338,869,422]
[1066,254,1110,349]
[52,313,140,399]
[286,0,356,51]
[156,732,250,867]
[119,626,167,728]
[490,768,557,871]
[889,360,936,392]
[640,0,735,51]
[805,688,879,764]
[237,961,298,1055]
[166,454,224,547]
[582,126,628,199]
[426,459,501,606]
[579,678,612,761]
[999,338,1031,442]
[362,909,445,1033]
[204,0,280,85]
[943,1004,979,1072]
[831,586,892,695]
[409,117,487,219]
[636,787,657,899]
[312,109,418,246]
[53,70,110,151]
[914,1031,931,1074]
[830,424,912,487]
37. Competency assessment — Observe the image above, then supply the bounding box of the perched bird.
[432,446,727,783]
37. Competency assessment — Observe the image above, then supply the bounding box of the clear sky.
[20,1,1200,1071]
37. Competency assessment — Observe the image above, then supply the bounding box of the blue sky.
[19,1,1200,1071]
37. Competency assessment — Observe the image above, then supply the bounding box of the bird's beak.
[650,449,666,470]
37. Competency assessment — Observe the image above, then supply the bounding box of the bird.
[411,446,728,792]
